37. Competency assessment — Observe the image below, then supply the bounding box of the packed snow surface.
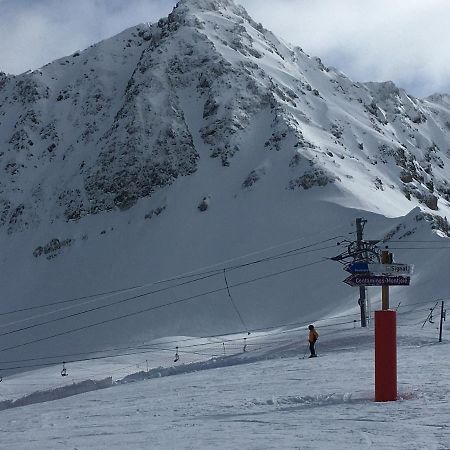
[0,312,449,449]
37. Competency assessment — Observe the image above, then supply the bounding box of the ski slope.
[0,311,449,449]
[1,0,450,446]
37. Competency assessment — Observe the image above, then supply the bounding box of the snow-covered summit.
[175,0,248,14]
[2,0,449,230]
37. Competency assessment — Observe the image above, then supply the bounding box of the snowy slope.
[0,318,449,449]
[0,0,450,374]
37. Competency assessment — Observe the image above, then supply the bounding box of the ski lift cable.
[0,345,220,372]
[7,240,341,325]
[0,311,360,366]
[0,283,147,317]
[0,256,331,345]
[0,246,337,338]
[0,319,358,373]
[0,241,354,334]
[7,309,434,379]
[157,225,351,281]
[0,240,343,334]
[0,303,418,368]
[385,240,450,243]
[0,296,440,368]
[0,312,363,370]
[0,343,156,365]
[0,231,349,318]
[0,303,443,377]
[1,316,366,371]
[421,302,440,328]
[0,269,224,336]
[387,246,450,250]
[223,268,249,335]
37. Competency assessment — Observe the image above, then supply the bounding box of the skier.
[308,324,319,358]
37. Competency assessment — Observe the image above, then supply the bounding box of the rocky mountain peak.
[170,0,259,32]
[175,0,238,13]
[0,0,449,240]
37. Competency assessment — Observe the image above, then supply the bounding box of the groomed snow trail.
[0,322,449,449]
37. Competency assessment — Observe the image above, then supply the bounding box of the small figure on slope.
[308,324,319,358]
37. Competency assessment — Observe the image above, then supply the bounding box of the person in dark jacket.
[308,324,319,358]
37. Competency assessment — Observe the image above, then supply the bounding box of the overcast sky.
[1,0,449,98]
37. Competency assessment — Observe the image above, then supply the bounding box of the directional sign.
[366,263,413,275]
[344,274,410,287]
[344,262,413,275]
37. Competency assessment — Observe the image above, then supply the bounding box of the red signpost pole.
[374,249,398,402]
[336,238,409,403]
[375,309,397,402]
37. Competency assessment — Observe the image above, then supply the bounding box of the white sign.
[368,263,413,275]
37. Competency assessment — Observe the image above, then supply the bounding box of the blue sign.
[344,262,369,273]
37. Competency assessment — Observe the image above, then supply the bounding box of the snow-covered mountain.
[1,0,450,369]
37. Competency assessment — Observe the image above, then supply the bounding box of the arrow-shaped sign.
[344,274,411,287]
[365,263,413,275]
[345,262,413,275]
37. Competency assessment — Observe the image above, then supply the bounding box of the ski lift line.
[2,244,340,343]
[0,283,146,317]
[158,226,351,281]
[0,305,396,368]
[9,318,379,379]
[0,311,362,370]
[385,240,450,243]
[0,236,344,319]
[0,270,222,321]
[3,265,431,340]
[1,345,219,372]
[0,271,212,321]
[223,268,249,334]
[396,299,449,309]
[387,246,450,250]
[1,316,362,371]
[0,343,156,365]
[0,269,222,339]
[1,346,215,370]
[0,320,358,373]
[0,313,341,366]
[0,259,327,353]
[5,293,440,368]
[167,234,348,280]
[224,238,345,272]
[0,258,330,353]
[0,297,437,367]
[0,287,173,331]
[421,302,440,328]
[400,306,441,315]
[2,304,442,374]
[0,346,218,372]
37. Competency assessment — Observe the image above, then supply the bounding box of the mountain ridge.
[1,0,449,233]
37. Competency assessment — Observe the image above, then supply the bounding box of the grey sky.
[0,0,449,97]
